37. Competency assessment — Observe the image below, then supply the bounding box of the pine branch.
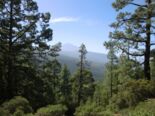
[1,0,11,14]
[152,25,155,29]
[12,21,37,44]
[151,43,155,46]
[129,2,147,7]
[113,36,146,43]
[117,45,144,56]
[121,18,146,22]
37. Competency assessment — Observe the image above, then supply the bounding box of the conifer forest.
[0,0,155,116]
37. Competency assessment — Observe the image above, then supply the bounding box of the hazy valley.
[58,44,108,80]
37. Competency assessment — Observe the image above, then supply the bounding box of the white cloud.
[50,17,79,24]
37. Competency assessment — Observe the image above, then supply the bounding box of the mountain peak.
[62,43,78,52]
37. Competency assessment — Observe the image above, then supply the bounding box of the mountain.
[57,44,108,80]
[62,43,78,52]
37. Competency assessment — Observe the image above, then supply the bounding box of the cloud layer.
[51,17,79,23]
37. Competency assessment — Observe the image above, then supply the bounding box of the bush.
[120,99,155,116]
[0,107,10,116]
[13,109,24,116]
[110,80,155,110]
[1,96,33,114]
[73,80,155,116]
[35,104,67,116]
[75,100,108,116]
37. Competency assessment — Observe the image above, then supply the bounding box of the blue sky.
[36,0,116,53]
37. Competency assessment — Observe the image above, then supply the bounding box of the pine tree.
[104,40,118,97]
[42,43,62,103]
[110,0,155,80]
[70,44,94,106]
[71,69,95,106]
[77,43,87,105]
[59,64,71,104]
[0,0,52,99]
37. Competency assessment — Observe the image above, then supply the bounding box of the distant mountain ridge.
[58,43,108,80]
[62,43,78,52]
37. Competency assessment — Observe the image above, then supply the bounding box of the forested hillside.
[0,0,155,116]
[58,44,107,80]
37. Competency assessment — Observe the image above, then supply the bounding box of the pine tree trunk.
[144,0,151,80]
[77,54,83,105]
[7,0,14,98]
[110,56,113,97]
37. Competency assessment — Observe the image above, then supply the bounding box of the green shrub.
[1,96,33,114]
[0,107,10,116]
[35,104,67,116]
[110,80,155,110]
[120,99,155,116]
[74,80,155,116]
[75,100,107,116]
[13,109,24,116]
[24,113,34,116]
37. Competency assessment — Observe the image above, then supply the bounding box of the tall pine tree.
[77,44,87,105]
[110,0,155,80]
[71,44,94,106]
[0,0,52,99]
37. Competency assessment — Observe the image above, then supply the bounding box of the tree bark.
[144,0,151,80]
[7,0,14,98]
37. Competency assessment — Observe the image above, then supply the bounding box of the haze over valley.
[58,44,108,80]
